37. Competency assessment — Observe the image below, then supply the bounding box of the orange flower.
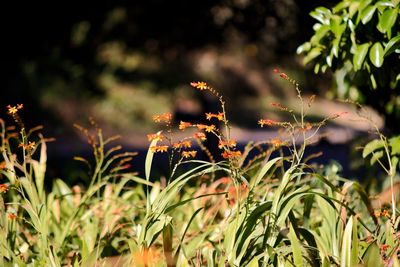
[215,112,224,121]
[172,142,182,149]
[194,132,206,141]
[218,177,231,184]
[221,150,241,159]
[196,124,207,130]
[7,213,17,220]
[218,139,236,149]
[190,81,208,90]
[0,161,6,170]
[152,113,172,123]
[279,73,289,80]
[181,140,192,148]
[258,119,277,127]
[147,133,164,142]
[206,112,224,121]
[271,138,282,148]
[182,150,197,158]
[381,209,390,218]
[150,145,168,153]
[132,248,160,266]
[380,244,390,253]
[19,141,36,151]
[7,104,23,115]
[227,183,248,207]
[0,184,9,193]
[179,121,192,130]
[205,125,216,133]
[300,123,313,132]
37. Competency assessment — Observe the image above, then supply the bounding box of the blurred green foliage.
[298,0,400,133]
[2,0,334,135]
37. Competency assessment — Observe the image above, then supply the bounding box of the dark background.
[4,0,376,181]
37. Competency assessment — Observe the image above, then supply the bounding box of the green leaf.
[248,258,259,267]
[363,139,385,158]
[377,7,398,37]
[145,130,162,212]
[385,35,400,56]
[361,5,377,24]
[333,1,350,13]
[297,42,311,54]
[362,242,383,267]
[353,43,370,70]
[349,2,361,18]
[369,42,384,67]
[288,224,303,267]
[304,48,322,65]
[370,73,378,89]
[310,25,330,44]
[341,216,353,267]
[371,151,384,165]
[310,7,331,24]
[350,217,359,267]
[251,157,282,189]
[375,0,395,7]
[359,0,373,12]
[389,136,400,155]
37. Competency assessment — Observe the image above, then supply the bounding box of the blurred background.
[1,0,384,179]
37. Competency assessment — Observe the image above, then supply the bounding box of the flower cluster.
[221,150,242,159]
[150,145,168,153]
[375,209,390,218]
[206,112,224,121]
[152,113,172,123]
[18,141,36,152]
[194,132,206,141]
[179,121,192,130]
[147,133,164,142]
[218,139,236,149]
[258,119,278,127]
[173,140,192,149]
[182,150,197,158]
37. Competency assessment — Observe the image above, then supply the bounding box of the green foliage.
[298,0,400,131]
[1,77,399,266]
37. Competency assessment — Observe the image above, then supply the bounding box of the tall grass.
[0,72,398,266]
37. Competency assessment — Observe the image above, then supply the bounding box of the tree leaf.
[377,7,398,37]
[369,42,384,67]
[363,139,385,158]
[389,135,400,155]
[297,42,311,54]
[384,35,400,56]
[353,43,370,70]
[370,151,384,165]
[361,5,377,24]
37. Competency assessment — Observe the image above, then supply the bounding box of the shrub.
[297,0,400,133]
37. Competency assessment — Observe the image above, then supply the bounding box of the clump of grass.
[0,70,398,266]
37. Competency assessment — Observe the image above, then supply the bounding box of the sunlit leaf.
[353,43,370,70]
[369,42,384,67]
